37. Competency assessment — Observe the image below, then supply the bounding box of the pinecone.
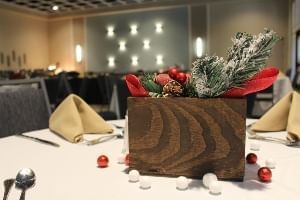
[162,80,183,97]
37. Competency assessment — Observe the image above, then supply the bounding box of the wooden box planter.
[127,97,246,181]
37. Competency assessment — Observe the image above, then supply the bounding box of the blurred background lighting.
[155,22,163,33]
[143,39,150,50]
[196,37,204,57]
[156,54,163,65]
[119,40,126,51]
[130,24,138,35]
[131,55,138,66]
[108,56,115,68]
[107,26,115,37]
[75,44,82,63]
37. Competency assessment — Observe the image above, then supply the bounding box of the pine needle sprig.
[192,56,229,97]
[140,73,162,94]
[182,78,198,97]
[225,29,281,87]
[191,29,280,97]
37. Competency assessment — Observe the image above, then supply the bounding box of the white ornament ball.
[117,153,126,164]
[250,142,261,151]
[265,158,276,169]
[139,176,151,189]
[202,173,218,188]
[209,181,222,194]
[176,176,188,190]
[128,170,140,182]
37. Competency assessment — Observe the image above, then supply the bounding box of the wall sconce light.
[131,55,138,66]
[119,40,126,51]
[108,56,115,68]
[107,26,115,37]
[75,44,83,63]
[196,37,204,57]
[130,24,138,35]
[156,54,163,65]
[143,39,150,50]
[155,22,163,34]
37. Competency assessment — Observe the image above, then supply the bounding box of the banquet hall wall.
[0,0,294,74]
[0,8,48,69]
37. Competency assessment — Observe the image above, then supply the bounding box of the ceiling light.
[196,37,204,58]
[119,40,126,51]
[107,26,115,37]
[130,24,138,35]
[155,22,163,34]
[143,39,150,50]
[131,56,138,66]
[156,54,163,65]
[52,5,59,11]
[108,56,115,68]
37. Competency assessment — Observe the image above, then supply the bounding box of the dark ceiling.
[0,0,176,16]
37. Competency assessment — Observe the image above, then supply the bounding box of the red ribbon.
[125,74,149,97]
[223,67,279,97]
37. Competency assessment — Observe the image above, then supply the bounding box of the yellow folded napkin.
[49,94,113,143]
[251,91,300,141]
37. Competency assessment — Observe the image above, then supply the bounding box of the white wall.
[208,0,289,71]
[0,8,48,69]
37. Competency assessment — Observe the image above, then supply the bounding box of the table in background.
[1,120,300,200]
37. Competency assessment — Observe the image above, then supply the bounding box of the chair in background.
[79,77,105,105]
[107,75,130,119]
[77,75,117,120]
[97,74,111,105]
[247,85,274,118]
[115,77,131,119]
[44,73,72,110]
[0,78,51,138]
[68,77,82,96]
[292,69,300,89]
[96,74,118,120]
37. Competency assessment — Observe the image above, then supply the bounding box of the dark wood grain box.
[127,97,246,181]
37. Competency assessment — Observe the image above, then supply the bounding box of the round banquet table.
[0,119,300,200]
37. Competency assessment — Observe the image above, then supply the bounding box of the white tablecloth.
[1,120,300,200]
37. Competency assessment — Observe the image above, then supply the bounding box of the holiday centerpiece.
[125,29,280,180]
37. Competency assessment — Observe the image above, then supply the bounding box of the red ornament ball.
[168,68,179,79]
[97,155,109,168]
[246,153,257,164]
[175,72,187,84]
[125,154,130,166]
[258,167,272,182]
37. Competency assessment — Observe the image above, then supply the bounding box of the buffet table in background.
[1,120,300,200]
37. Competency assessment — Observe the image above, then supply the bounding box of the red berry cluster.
[245,153,272,182]
[168,68,187,84]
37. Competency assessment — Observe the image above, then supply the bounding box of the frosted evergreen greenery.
[192,29,280,97]
[141,73,162,94]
